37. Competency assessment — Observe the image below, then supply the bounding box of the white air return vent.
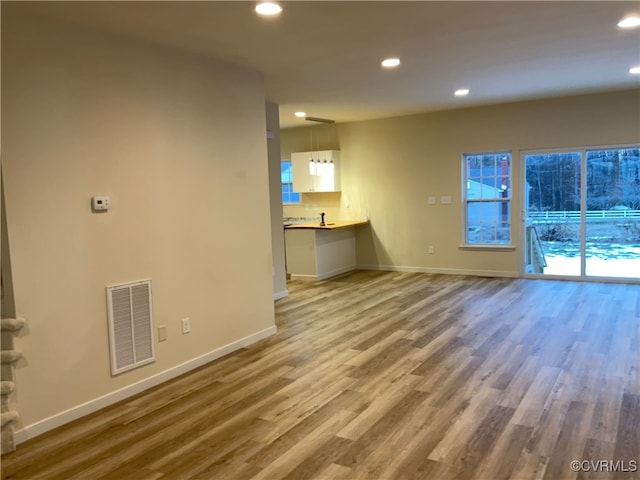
[106,279,155,375]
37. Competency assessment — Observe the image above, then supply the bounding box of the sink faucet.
[320,212,325,226]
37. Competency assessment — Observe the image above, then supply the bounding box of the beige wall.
[2,7,276,432]
[266,102,287,299]
[282,89,640,275]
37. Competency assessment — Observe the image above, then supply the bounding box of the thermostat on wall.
[92,196,110,211]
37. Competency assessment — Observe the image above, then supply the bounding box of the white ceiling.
[15,1,640,128]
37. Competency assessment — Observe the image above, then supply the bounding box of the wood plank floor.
[2,271,639,480]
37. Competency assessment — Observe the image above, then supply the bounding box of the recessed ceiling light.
[381,58,400,68]
[618,15,640,28]
[255,2,282,16]
[294,111,306,118]
[630,66,640,74]
[454,89,470,97]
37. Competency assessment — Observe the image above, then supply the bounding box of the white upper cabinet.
[291,150,341,193]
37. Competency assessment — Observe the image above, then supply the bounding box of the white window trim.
[461,150,513,247]
[459,244,516,251]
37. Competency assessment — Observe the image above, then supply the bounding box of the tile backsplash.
[283,216,320,225]
[282,192,346,222]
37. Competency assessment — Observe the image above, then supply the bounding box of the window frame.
[281,159,301,205]
[462,151,514,248]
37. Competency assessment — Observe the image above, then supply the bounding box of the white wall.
[282,89,640,276]
[1,6,276,438]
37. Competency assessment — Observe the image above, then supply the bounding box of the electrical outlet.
[428,245,435,254]
[181,318,191,334]
[158,325,167,342]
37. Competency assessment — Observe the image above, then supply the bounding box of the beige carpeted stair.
[1,316,26,454]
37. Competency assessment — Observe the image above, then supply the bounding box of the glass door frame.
[520,144,640,284]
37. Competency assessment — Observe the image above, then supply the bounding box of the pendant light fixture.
[309,153,316,175]
[326,159,335,178]
[305,117,336,176]
[308,128,317,176]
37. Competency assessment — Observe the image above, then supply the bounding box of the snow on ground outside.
[542,242,640,278]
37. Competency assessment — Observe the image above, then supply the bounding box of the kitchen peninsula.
[284,220,368,280]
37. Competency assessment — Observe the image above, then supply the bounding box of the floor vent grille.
[106,279,155,375]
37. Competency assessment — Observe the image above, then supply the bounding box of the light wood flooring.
[2,271,639,479]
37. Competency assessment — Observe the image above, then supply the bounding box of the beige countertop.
[284,220,368,230]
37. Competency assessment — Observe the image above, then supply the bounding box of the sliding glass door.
[585,148,640,278]
[523,147,640,280]
[523,152,582,276]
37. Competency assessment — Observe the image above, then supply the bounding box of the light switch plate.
[158,325,167,342]
[182,318,191,334]
[440,195,452,205]
[428,196,436,205]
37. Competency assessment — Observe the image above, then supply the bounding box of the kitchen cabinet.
[291,150,341,192]
[284,220,367,280]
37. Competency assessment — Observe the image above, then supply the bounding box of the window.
[281,160,300,204]
[463,152,512,245]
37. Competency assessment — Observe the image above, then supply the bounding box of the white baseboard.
[357,264,518,278]
[14,324,277,445]
[290,265,357,281]
[288,273,318,281]
[274,290,288,301]
[317,264,357,280]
